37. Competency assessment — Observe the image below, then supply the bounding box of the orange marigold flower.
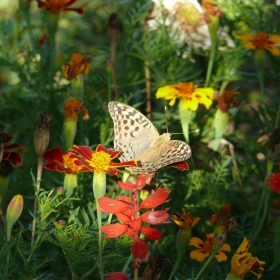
[215,90,239,113]
[44,146,83,174]
[69,144,137,176]
[230,237,265,279]
[189,233,231,262]
[62,53,90,79]
[64,98,89,121]
[210,203,237,233]
[236,32,280,56]
[156,82,214,111]
[36,0,85,15]
[202,0,223,19]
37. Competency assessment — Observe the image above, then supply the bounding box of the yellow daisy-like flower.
[156,82,214,111]
[189,233,231,262]
[230,237,265,279]
[171,210,201,231]
[236,32,280,56]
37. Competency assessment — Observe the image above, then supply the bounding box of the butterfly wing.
[108,102,159,162]
[130,140,192,174]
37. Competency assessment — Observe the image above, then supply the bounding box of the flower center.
[62,154,81,173]
[90,151,111,173]
[251,33,269,49]
[177,82,196,98]
[204,237,214,253]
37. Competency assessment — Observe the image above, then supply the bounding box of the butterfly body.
[108,102,191,174]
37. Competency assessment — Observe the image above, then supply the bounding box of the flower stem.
[93,172,106,280]
[205,34,217,87]
[194,249,218,280]
[258,67,269,127]
[179,100,193,143]
[167,252,184,280]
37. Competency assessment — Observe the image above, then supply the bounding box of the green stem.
[274,101,280,128]
[122,254,133,274]
[179,100,193,143]
[108,70,112,102]
[167,252,184,280]
[194,249,218,280]
[62,248,76,280]
[27,235,42,264]
[93,172,106,280]
[205,34,217,87]
[258,68,269,127]
[218,81,229,97]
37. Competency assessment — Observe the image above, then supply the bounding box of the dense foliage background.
[1,0,280,279]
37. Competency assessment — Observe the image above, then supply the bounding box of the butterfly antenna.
[171,129,199,136]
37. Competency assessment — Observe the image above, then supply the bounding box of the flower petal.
[141,226,162,241]
[101,223,128,238]
[140,188,169,209]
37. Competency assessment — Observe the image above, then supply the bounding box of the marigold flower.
[64,98,89,121]
[171,210,201,231]
[69,144,137,176]
[229,237,265,279]
[210,204,237,233]
[62,53,90,79]
[36,0,84,15]
[236,32,280,56]
[215,90,239,113]
[189,233,231,262]
[156,82,214,111]
[44,146,82,174]
[2,132,25,166]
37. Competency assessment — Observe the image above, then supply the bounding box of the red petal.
[4,132,13,144]
[96,144,120,159]
[168,161,189,171]
[132,218,142,233]
[131,238,150,262]
[2,151,11,160]
[118,181,136,191]
[44,146,64,164]
[98,197,131,213]
[141,209,169,225]
[4,143,25,152]
[7,152,23,166]
[106,272,130,280]
[101,223,128,238]
[106,167,120,177]
[136,173,147,190]
[140,188,169,209]
[110,160,137,168]
[69,145,93,160]
[116,196,133,204]
[116,210,133,223]
[141,226,162,241]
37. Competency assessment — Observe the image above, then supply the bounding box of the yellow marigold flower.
[229,237,265,279]
[62,54,90,80]
[236,32,280,56]
[189,233,231,262]
[171,210,201,231]
[36,0,84,15]
[156,82,214,111]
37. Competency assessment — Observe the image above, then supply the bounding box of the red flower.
[106,272,130,280]
[267,164,280,193]
[64,98,89,121]
[62,54,90,79]
[37,0,85,15]
[69,144,137,176]
[44,146,84,174]
[2,133,25,166]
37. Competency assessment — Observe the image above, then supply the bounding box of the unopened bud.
[57,220,66,227]
[6,194,24,226]
[57,186,66,194]
[214,234,226,249]
[34,112,52,156]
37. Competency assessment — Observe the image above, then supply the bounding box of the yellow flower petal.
[190,249,209,262]
[215,251,228,262]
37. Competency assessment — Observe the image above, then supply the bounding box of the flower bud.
[57,186,65,194]
[214,234,226,250]
[57,220,66,227]
[108,12,123,45]
[34,112,52,156]
[6,194,24,226]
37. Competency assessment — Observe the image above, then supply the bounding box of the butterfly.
[108,102,191,174]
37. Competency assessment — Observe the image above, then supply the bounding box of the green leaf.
[0,239,17,260]
[268,218,280,271]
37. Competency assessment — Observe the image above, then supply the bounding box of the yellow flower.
[156,82,214,111]
[230,237,265,279]
[236,32,280,56]
[189,233,231,262]
[171,210,201,231]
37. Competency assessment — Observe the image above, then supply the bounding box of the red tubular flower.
[106,272,130,280]
[37,0,85,15]
[267,163,280,193]
[2,133,25,166]
[69,144,137,176]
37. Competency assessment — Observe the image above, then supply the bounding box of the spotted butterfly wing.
[108,102,191,174]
